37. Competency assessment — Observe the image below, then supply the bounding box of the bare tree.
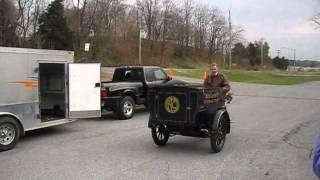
[193,5,209,49]
[30,0,44,47]
[158,0,175,65]
[0,0,18,46]
[312,13,320,27]
[14,0,45,47]
[207,8,225,57]
[117,5,138,40]
[66,0,88,49]
[230,26,245,45]
[136,0,159,40]
[16,0,34,47]
[181,0,194,47]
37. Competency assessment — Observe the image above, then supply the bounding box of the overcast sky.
[198,0,320,60]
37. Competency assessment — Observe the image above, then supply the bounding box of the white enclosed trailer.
[0,47,101,151]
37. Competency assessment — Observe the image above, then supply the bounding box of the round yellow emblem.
[164,96,180,114]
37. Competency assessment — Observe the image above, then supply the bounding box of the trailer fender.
[211,110,231,134]
[0,112,25,136]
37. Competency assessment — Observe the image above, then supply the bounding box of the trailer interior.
[39,63,66,122]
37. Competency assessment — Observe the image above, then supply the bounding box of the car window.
[145,68,167,82]
[113,69,143,82]
[154,69,167,80]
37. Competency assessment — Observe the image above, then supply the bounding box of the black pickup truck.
[101,66,186,119]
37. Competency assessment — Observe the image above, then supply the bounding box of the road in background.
[1,78,320,180]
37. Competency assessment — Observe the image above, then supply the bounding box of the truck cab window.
[145,68,167,82]
[154,69,167,80]
[113,69,142,82]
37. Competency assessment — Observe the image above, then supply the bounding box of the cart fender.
[212,110,231,134]
[148,115,157,128]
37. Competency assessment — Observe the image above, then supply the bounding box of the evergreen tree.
[247,42,258,66]
[232,42,247,58]
[272,56,289,70]
[38,0,73,50]
[255,41,271,63]
[0,0,18,46]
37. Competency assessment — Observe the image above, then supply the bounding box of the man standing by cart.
[203,63,232,102]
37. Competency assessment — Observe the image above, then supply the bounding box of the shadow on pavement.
[22,126,75,142]
[148,137,217,155]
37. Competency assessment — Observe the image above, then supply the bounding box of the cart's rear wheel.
[151,124,169,146]
[210,116,226,153]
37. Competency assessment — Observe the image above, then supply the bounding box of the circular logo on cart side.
[164,96,180,114]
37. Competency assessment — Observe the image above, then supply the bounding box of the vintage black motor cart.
[148,83,231,153]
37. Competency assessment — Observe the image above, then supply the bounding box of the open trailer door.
[68,63,101,118]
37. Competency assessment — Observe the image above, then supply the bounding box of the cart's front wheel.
[210,116,226,153]
[151,124,169,146]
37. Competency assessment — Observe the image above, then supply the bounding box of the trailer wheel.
[151,124,169,146]
[0,116,21,151]
[115,96,135,120]
[210,116,226,153]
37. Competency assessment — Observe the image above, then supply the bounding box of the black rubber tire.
[210,116,226,153]
[115,96,135,120]
[151,124,169,146]
[0,116,21,152]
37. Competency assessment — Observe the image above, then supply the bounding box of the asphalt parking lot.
[1,80,320,180]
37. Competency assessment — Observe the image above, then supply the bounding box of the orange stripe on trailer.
[9,81,38,88]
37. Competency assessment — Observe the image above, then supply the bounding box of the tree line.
[3,0,288,70]
[0,0,248,64]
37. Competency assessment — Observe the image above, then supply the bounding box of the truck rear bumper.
[101,96,121,110]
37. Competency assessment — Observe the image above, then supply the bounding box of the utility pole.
[223,45,226,69]
[138,7,142,65]
[281,47,297,70]
[139,30,142,65]
[228,10,232,70]
[260,38,264,67]
[293,49,296,70]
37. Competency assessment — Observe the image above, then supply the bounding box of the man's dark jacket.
[203,73,231,93]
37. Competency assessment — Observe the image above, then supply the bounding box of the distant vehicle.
[148,85,231,153]
[101,66,186,120]
[0,47,101,151]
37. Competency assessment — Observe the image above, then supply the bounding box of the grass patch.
[168,58,208,69]
[172,69,320,85]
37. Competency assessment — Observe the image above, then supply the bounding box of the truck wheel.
[210,116,226,153]
[0,117,21,151]
[116,96,135,120]
[151,124,169,146]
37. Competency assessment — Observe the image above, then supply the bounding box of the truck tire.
[210,115,226,153]
[0,116,21,151]
[115,96,136,120]
[151,124,169,146]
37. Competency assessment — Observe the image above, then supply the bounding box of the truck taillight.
[101,90,108,97]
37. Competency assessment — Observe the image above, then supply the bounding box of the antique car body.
[148,83,231,153]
